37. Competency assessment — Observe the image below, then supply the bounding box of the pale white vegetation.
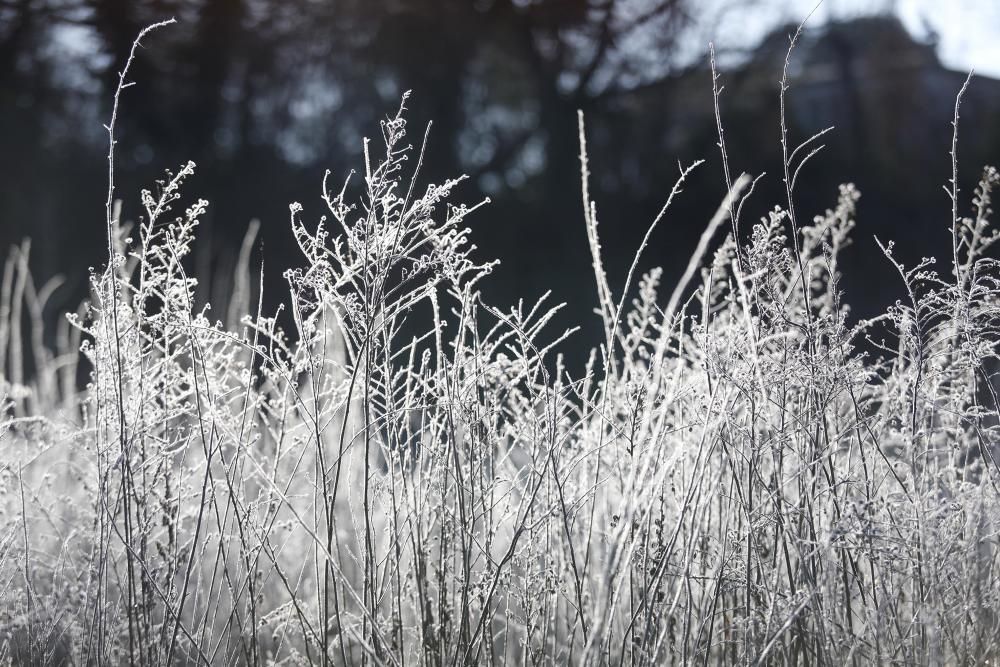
[0,21,998,666]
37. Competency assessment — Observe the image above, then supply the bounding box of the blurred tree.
[0,0,710,337]
[2,2,999,369]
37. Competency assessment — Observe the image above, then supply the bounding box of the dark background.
[4,0,1000,368]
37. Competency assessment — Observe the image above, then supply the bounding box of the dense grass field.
[1,22,999,666]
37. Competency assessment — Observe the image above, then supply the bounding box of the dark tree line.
[2,0,999,366]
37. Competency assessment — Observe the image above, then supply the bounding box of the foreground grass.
[1,23,999,667]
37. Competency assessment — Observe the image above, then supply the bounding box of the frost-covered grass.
[1,23,1000,667]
